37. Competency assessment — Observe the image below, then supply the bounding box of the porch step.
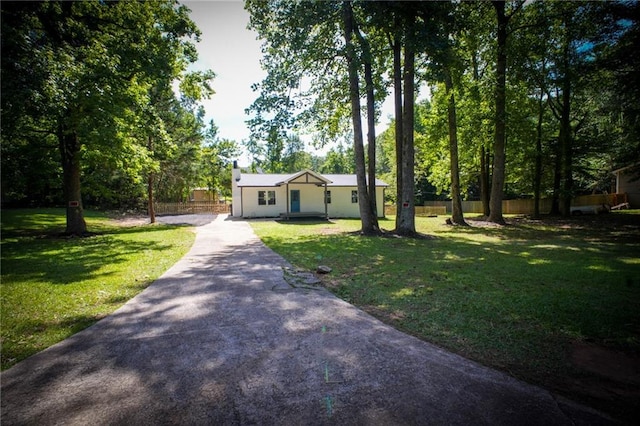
[279,212,328,220]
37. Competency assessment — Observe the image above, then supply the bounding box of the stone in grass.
[316,265,332,274]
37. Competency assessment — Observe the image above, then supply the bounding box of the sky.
[183,1,265,145]
[183,0,395,158]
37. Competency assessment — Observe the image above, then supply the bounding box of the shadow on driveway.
[1,216,615,425]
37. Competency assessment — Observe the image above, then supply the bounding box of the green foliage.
[199,120,241,200]
[252,213,640,419]
[372,0,639,209]
[0,0,217,217]
[319,144,355,174]
[0,209,195,370]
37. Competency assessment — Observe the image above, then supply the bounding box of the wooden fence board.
[385,193,627,216]
[154,202,230,215]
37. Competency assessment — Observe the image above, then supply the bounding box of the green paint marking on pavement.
[325,362,330,382]
[325,395,333,417]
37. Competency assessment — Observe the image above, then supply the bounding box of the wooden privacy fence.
[385,193,628,216]
[154,201,230,215]
[384,205,447,217]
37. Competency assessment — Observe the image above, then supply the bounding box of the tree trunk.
[471,48,490,217]
[550,139,562,215]
[147,174,156,223]
[342,1,378,235]
[480,145,491,217]
[488,0,507,225]
[444,69,467,226]
[355,22,380,227]
[392,23,403,228]
[59,123,87,236]
[533,89,544,219]
[147,135,156,223]
[559,52,573,217]
[397,11,416,236]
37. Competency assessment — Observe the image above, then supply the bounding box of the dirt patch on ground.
[109,215,149,226]
[109,214,217,227]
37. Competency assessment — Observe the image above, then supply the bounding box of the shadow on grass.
[1,223,184,286]
[256,215,640,421]
[3,230,613,425]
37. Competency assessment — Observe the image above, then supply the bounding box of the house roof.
[611,163,640,175]
[323,174,388,187]
[275,170,332,185]
[236,171,388,187]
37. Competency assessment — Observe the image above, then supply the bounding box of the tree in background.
[377,0,636,222]
[200,120,241,201]
[245,0,383,234]
[342,1,379,234]
[1,1,209,234]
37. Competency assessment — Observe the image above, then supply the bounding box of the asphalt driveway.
[1,215,615,425]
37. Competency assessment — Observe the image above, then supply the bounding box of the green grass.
[251,213,640,417]
[1,209,195,370]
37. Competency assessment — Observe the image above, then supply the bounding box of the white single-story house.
[612,163,640,208]
[231,164,387,219]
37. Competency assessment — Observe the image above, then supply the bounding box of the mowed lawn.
[1,209,195,370]
[251,212,640,421]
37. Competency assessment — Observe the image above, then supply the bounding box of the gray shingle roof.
[236,173,387,187]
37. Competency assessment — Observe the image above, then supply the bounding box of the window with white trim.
[351,190,358,203]
[258,190,276,205]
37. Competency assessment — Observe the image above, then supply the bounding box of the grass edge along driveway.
[250,213,640,423]
[1,209,195,370]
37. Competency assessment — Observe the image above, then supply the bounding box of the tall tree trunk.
[397,11,416,236]
[488,0,508,225]
[533,89,544,219]
[342,1,377,235]
[147,173,156,224]
[550,139,562,215]
[355,22,379,226]
[471,48,490,217]
[147,136,156,224]
[480,145,491,216]
[391,24,404,227]
[444,69,467,226]
[365,61,379,225]
[559,51,573,217]
[59,123,87,236]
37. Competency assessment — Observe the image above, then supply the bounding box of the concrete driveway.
[1,215,614,425]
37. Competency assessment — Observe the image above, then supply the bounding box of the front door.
[290,190,300,213]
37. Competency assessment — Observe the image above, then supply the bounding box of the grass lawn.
[250,212,640,421]
[1,208,195,370]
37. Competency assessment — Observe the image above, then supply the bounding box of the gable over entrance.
[277,170,331,186]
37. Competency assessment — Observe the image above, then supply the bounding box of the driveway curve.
[1,215,614,425]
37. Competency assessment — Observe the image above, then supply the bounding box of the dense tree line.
[245,0,638,232]
[0,0,233,234]
[2,1,636,235]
